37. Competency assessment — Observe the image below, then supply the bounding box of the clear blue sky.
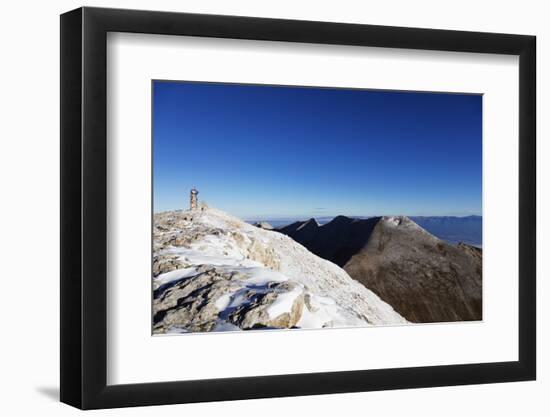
[153,81,482,219]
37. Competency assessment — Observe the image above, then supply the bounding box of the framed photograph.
[60,7,536,409]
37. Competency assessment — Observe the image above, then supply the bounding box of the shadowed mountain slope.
[279,215,380,267]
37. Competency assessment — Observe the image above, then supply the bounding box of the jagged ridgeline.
[278,216,482,323]
[152,207,407,333]
[153,206,481,333]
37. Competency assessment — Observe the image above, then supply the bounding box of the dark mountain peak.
[330,215,353,223]
[278,220,306,234]
[279,214,380,267]
[277,218,320,246]
[323,215,355,229]
[296,218,319,231]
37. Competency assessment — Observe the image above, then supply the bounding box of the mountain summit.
[152,207,406,333]
[278,215,482,323]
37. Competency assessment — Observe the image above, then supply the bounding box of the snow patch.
[241,267,288,285]
[212,321,242,332]
[155,267,198,285]
[214,292,234,311]
[267,286,303,319]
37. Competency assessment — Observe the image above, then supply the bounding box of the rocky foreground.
[153,207,407,333]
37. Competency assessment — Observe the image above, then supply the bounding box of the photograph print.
[152,81,482,334]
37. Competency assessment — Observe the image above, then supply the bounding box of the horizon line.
[153,208,482,219]
[243,214,483,221]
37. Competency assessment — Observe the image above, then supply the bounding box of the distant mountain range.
[251,215,482,247]
[409,216,482,246]
[277,215,482,323]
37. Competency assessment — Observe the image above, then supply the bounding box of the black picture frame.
[60,6,536,410]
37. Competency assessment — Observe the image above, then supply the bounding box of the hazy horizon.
[242,213,483,222]
[153,81,482,218]
[152,209,483,220]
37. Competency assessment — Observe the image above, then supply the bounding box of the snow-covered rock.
[153,207,407,333]
[252,221,274,230]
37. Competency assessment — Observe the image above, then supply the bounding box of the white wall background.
[0,0,546,415]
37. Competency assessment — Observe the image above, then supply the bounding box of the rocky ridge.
[278,215,482,323]
[153,207,407,333]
